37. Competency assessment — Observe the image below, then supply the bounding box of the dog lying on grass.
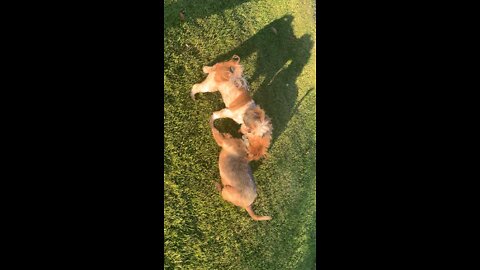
[210,118,272,221]
[191,55,273,160]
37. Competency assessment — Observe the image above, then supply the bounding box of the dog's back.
[218,137,257,207]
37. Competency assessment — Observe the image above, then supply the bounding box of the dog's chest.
[219,90,237,105]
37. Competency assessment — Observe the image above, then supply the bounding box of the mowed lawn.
[164,0,316,269]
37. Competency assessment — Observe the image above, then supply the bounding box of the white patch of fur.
[254,118,272,137]
[233,76,249,91]
[242,135,250,147]
[230,64,249,91]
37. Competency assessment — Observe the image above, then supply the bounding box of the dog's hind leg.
[211,108,243,125]
[221,185,270,221]
[212,108,233,120]
[220,185,245,207]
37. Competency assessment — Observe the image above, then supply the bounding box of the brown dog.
[191,55,272,160]
[210,118,272,221]
[241,106,272,160]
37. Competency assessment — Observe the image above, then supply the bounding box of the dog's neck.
[218,82,250,106]
[233,76,249,91]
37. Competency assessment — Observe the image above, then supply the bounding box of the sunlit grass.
[164,0,316,269]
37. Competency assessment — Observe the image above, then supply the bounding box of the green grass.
[164,0,316,269]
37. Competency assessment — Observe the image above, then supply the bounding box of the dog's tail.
[245,205,272,221]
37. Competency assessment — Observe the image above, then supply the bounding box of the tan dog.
[191,55,273,160]
[210,119,271,221]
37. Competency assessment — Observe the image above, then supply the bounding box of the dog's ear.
[203,66,215,73]
[231,55,240,63]
[254,107,267,122]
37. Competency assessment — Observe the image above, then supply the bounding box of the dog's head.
[202,55,244,84]
[244,133,271,161]
[241,106,273,137]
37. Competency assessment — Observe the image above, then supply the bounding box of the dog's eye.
[229,67,235,73]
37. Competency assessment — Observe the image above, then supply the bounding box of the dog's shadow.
[211,15,314,171]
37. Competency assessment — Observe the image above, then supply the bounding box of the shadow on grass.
[164,0,250,30]
[211,15,314,171]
